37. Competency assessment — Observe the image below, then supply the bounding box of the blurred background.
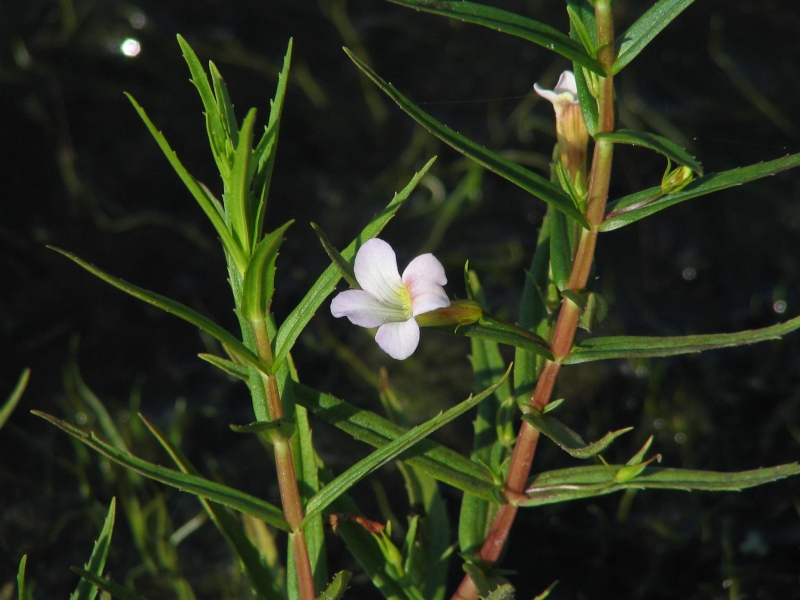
[2,0,800,598]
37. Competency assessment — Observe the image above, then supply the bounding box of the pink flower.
[330,238,450,360]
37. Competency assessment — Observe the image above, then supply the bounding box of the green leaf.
[291,383,499,501]
[1,368,29,432]
[273,157,436,370]
[198,353,250,381]
[242,221,294,323]
[522,462,800,507]
[139,414,284,600]
[386,0,604,76]
[522,411,632,459]
[302,366,510,524]
[316,571,351,600]
[601,153,800,231]
[124,94,246,272]
[595,129,703,175]
[311,223,358,289]
[35,411,291,532]
[69,568,147,600]
[447,316,553,360]
[227,108,257,252]
[613,0,696,74]
[344,50,589,228]
[17,555,27,600]
[50,247,270,375]
[252,39,293,244]
[549,208,573,291]
[71,497,115,600]
[564,314,800,364]
[176,35,231,179]
[566,0,597,55]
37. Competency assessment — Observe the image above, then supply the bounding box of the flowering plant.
[8,1,800,599]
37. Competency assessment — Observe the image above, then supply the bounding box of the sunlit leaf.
[386,0,604,75]
[601,153,800,231]
[564,314,800,364]
[50,247,270,375]
[242,221,294,324]
[291,383,499,501]
[17,555,28,600]
[316,571,351,600]
[35,412,291,532]
[303,367,510,524]
[71,498,115,600]
[613,0,696,74]
[522,462,800,507]
[595,129,703,175]
[430,315,553,359]
[345,50,589,228]
[227,108,257,252]
[124,93,246,272]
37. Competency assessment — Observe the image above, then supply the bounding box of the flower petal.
[553,70,577,96]
[331,289,405,327]
[402,253,450,316]
[375,318,420,360]
[354,239,404,307]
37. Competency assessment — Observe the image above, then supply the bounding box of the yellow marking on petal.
[398,284,413,319]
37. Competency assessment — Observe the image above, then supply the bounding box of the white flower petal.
[553,70,578,96]
[534,70,578,105]
[375,318,420,360]
[402,253,449,316]
[330,289,405,327]
[353,239,405,307]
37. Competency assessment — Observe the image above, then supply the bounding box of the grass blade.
[1,368,30,431]
[69,568,147,600]
[71,498,116,600]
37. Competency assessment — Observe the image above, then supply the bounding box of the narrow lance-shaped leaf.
[242,221,294,323]
[34,411,291,532]
[613,0,696,74]
[1,368,29,431]
[71,498,115,600]
[522,462,800,507]
[344,49,589,228]
[315,571,351,600]
[386,0,604,76]
[291,383,499,501]
[226,108,258,253]
[139,414,284,600]
[595,129,703,175]
[176,35,231,179]
[124,93,246,271]
[50,247,270,375]
[302,366,510,524]
[602,152,800,231]
[273,157,436,369]
[311,223,358,289]
[252,39,293,245]
[564,314,800,364]
[522,410,632,459]
[209,60,239,150]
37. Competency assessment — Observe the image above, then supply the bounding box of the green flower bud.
[415,299,483,327]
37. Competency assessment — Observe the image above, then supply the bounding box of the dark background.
[2,0,800,598]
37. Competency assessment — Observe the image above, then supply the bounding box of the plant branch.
[452,2,616,597]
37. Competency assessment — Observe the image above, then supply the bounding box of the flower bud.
[414,300,482,328]
[534,71,590,183]
[661,164,694,195]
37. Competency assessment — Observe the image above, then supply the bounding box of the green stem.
[452,3,616,598]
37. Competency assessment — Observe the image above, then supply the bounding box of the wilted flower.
[534,70,589,181]
[330,238,450,360]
